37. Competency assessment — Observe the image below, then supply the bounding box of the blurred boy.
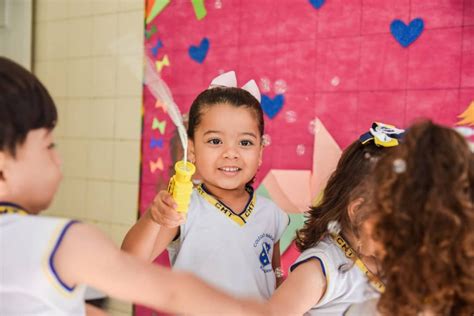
[0,57,268,316]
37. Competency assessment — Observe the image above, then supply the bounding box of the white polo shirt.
[0,214,86,316]
[171,185,289,299]
[291,237,380,315]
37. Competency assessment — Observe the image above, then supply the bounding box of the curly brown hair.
[372,121,474,316]
[296,138,396,252]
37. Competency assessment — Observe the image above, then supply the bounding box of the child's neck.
[202,183,250,214]
[341,230,380,276]
[0,201,31,215]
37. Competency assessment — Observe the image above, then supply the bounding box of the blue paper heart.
[390,18,424,48]
[308,0,325,9]
[261,94,285,119]
[188,37,209,64]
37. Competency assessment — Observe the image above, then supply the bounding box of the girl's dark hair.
[187,87,264,140]
[0,57,57,155]
[372,120,474,316]
[296,138,395,252]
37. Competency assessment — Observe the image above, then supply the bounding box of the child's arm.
[268,259,327,315]
[121,191,183,262]
[56,223,269,315]
[85,303,109,316]
[271,241,284,287]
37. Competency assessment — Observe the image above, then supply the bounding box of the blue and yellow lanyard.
[0,202,28,216]
[330,232,386,293]
[196,184,256,227]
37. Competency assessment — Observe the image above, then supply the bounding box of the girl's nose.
[223,145,239,159]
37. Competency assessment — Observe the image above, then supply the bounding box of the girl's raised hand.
[149,190,186,228]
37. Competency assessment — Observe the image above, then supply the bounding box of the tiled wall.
[33,1,144,315]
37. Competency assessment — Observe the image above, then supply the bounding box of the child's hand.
[148,190,186,228]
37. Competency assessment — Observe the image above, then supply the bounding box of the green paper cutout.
[281,213,306,253]
[145,25,157,40]
[256,185,271,198]
[191,0,207,20]
[152,118,167,134]
[146,0,170,24]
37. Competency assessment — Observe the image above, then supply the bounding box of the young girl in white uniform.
[346,121,474,316]
[122,71,289,299]
[269,122,404,315]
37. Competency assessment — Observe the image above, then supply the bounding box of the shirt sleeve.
[290,247,329,277]
[290,244,339,306]
[275,207,290,242]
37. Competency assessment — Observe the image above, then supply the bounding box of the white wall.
[0,0,33,69]
[33,1,144,315]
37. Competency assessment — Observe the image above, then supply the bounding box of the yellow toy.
[167,161,196,213]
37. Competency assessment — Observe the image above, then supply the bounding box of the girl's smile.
[188,103,263,199]
[218,166,241,175]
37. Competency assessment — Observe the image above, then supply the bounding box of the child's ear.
[258,144,263,167]
[0,151,6,176]
[0,152,7,193]
[347,197,365,223]
[187,139,196,163]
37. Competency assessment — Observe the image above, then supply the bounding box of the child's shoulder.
[3,214,86,249]
[293,237,345,277]
[2,213,71,228]
[298,237,352,271]
[254,195,289,229]
[299,237,334,257]
[254,194,282,211]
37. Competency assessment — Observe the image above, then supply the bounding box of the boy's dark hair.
[187,87,264,140]
[296,139,394,252]
[0,57,57,155]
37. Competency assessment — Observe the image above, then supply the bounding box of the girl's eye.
[207,138,222,145]
[240,140,254,147]
[47,143,56,149]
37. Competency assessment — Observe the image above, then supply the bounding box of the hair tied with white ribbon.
[208,71,261,103]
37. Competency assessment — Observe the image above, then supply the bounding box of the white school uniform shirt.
[291,237,380,316]
[170,185,289,299]
[0,213,86,316]
[343,298,379,316]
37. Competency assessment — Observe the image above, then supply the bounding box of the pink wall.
[138,1,473,314]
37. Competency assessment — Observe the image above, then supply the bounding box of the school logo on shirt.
[259,242,271,266]
[253,233,275,273]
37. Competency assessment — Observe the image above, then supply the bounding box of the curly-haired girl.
[363,121,474,316]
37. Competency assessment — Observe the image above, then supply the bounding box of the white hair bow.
[208,71,261,102]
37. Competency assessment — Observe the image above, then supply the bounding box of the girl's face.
[359,215,385,260]
[188,103,263,194]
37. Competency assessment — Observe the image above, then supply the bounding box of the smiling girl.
[122,72,289,300]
